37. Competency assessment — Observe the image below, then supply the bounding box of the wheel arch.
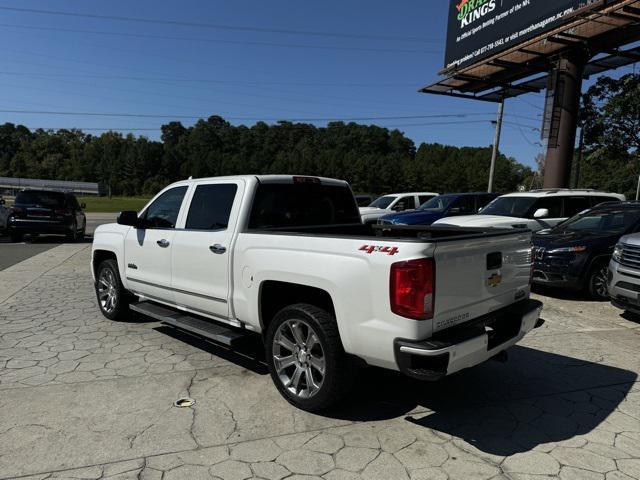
[258,280,336,334]
[92,249,118,280]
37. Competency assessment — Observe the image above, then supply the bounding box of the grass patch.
[78,196,150,213]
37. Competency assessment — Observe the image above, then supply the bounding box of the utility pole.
[543,52,587,188]
[488,98,505,193]
[574,127,584,189]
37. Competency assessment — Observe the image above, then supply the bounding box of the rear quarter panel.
[232,232,435,369]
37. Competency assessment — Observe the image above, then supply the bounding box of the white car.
[92,175,541,411]
[434,189,626,232]
[360,192,438,224]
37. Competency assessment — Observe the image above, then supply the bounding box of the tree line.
[0,72,635,198]
[0,117,533,197]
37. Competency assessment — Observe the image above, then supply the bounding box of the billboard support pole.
[488,98,505,193]
[543,51,587,189]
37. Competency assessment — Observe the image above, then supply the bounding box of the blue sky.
[0,0,637,169]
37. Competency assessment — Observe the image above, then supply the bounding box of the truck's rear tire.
[95,259,132,321]
[265,303,355,412]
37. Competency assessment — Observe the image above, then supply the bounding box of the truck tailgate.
[432,231,532,332]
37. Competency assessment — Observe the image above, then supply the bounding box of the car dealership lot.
[0,245,639,480]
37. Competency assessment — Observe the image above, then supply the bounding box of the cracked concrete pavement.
[0,243,639,479]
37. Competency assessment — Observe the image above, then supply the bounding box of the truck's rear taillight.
[390,258,435,320]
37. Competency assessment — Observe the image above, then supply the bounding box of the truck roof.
[167,175,350,188]
[383,192,439,197]
[501,189,625,199]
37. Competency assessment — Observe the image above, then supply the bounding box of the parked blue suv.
[378,192,498,226]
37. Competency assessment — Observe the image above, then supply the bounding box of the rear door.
[171,180,244,322]
[124,185,188,303]
[432,231,532,332]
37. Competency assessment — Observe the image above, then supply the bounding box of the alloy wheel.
[593,266,609,299]
[272,319,326,399]
[97,268,118,314]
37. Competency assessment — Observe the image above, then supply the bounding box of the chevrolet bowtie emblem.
[488,273,502,287]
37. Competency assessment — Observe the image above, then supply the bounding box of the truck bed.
[246,222,525,242]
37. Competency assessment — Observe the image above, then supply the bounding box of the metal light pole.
[488,99,505,193]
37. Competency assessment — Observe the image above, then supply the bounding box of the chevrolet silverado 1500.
[92,175,542,411]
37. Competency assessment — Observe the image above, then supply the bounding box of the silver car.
[608,233,640,315]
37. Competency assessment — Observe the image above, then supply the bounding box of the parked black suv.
[7,190,86,242]
[533,202,640,299]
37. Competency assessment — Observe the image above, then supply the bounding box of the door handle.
[209,244,227,254]
[157,239,170,248]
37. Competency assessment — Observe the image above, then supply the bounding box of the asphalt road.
[0,212,115,271]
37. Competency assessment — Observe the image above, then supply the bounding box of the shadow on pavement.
[146,307,635,455]
[156,325,269,375]
[328,345,636,455]
[620,310,640,325]
[532,284,605,302]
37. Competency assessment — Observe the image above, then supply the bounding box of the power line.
[25,119,496,132]
[0,23,442,54]
[515,96,545,111]
[0,6,441,44]
[0,110,497,122]
[0,70,421,88]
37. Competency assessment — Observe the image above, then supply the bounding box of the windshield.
[419,195,456,212]
[368,196,395,209]
[481,197,538,217]
[554,209,640,234]
[15,191,65,207]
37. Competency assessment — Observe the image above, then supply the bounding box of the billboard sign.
[444,0,604,70]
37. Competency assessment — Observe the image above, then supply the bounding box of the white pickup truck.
[92,175,542,411]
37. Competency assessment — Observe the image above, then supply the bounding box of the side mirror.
[392,202,406,212]
[80,203,86,209]
[449,207,462,215]
[117,211,140,228]
[534,208,550,219]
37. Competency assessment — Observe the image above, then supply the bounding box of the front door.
[171,181,243,322]
[124,185,188,303]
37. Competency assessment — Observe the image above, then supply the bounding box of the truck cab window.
[248,183,360,229]
[186,184,238,230]
[141,186,187,229]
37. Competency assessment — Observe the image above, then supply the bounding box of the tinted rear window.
[248,183,360,229]
[15,191,65,207]
[186,184,237,230]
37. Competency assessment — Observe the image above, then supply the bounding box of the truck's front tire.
[265,303,355,412]
[95,259,132,321]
